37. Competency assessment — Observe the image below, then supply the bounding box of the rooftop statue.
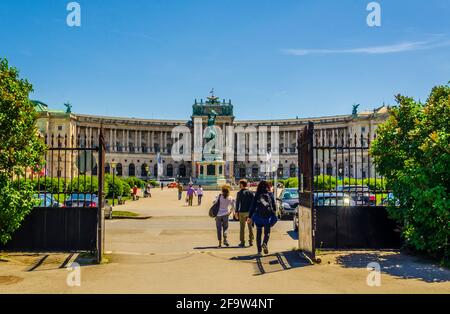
[352,104,360,117]
[206,88,220,104]
[64,102,72,114]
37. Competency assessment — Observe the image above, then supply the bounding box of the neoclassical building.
[33,94,389,182]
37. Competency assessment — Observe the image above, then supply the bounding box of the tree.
[0,58,46,244]
[371,83,450,264]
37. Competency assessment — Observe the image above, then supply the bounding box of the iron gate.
[297,122,401,256]
[3,129,106,262]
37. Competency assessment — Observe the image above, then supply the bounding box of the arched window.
[92,164,98,176]
[326,163,333,176]
[238,165,246,178]
[179,164,186,177]
[141,164,149,177]
[314,164,321,176]
[129,163,136,177]
[289,164,296,177]
[277,165,284,178]
[153,164,158,177]
[154,143,160,153]
[116,163,123,176]
[105,163,110,175]
[167,164,174,177]
[252,164,259,178]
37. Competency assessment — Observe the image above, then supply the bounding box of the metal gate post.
[97,127,106,263]
[307,121,316,260]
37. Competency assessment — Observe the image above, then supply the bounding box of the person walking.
[248,180,277,255]
[214,185,235,248]
[235,179,255,247]
[177,183,183,201]
[145,183,152,198]
[186,184,196,206]
[197,185,204,205]
[132,185,138,201]
[160,182,164,190]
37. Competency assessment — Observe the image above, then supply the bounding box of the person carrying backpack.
[248,180,277,255]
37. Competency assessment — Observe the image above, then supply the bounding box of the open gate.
[297,122,401,257]
[297,122,316,260]
[3,129,107,262]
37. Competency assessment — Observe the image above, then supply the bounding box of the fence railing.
[12,133,101,208]
[311,129,391,207]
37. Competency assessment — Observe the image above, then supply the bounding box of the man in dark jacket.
[235,179,255,247]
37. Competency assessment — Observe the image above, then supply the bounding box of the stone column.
[287,131,291,154]
[134,130,138,153]
[150,131,154,152]
[122,130,126,152]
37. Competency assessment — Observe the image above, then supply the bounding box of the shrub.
[371,83,450,264]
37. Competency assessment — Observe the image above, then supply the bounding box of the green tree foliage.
[371,83,450,263]
[0,58,46,244]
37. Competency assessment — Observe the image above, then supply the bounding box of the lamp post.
[111,161,116,207]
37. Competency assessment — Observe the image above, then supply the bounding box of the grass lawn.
[112,210,139,218]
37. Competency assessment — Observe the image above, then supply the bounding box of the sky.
[0,0,449,120]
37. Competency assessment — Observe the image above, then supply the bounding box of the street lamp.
[111,161,116,207]
[145,165,150,179]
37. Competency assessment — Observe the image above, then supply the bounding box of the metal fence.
[3,131,106,259]
[297,122,401,258]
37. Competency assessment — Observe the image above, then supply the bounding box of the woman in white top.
[215,185,235,248]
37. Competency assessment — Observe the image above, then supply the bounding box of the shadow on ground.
[231,250,311,275]
[336,252,450,283]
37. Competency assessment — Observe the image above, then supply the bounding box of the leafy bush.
[68,176,108,195]
[147,179,159,187]
[371,83,450,264]
[0,58,46,245]
[124,177,146,189]
[105,174,129,198]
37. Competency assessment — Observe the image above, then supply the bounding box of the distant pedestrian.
[132,185,138,201]
[145,183,152,198]
[248,180,277,256]
[177,183,183,200]
[235,179,255,247]
[214,185,235,248]
[197,185,204,205]
[186,184,197,206]
[161,182,164,190]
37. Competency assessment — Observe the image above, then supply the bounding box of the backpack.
[255,193,274,219]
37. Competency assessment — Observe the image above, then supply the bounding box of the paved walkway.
[1,188,450,293]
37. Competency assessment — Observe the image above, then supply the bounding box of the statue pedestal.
[196,160,227,188]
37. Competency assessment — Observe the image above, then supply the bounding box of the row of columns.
[80,127,173,153]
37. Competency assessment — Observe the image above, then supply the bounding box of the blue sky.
[0,0,449,120]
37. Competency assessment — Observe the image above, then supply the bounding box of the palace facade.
[33,95,389,182]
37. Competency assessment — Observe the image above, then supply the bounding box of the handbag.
[269,212,278,227]
[209,195,221,218]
